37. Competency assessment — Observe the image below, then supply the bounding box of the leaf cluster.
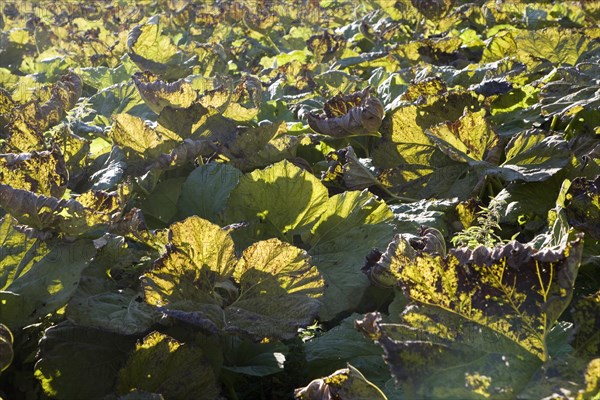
[0,1,599,399]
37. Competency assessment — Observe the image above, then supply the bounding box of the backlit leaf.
[142,216,324,340]
[225,160,329,244]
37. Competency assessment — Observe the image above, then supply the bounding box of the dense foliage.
[0,0,599,399]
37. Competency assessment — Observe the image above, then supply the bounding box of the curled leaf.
[132,71,197,114]
[294,364,386,400]
[308,88,384,137]
[307,30,346,63]
[4,72,82,152]
[365,232,584,361]
[0,149,67,197]
[0,184,122,236]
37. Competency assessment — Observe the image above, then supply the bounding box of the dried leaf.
[308,88,384,137]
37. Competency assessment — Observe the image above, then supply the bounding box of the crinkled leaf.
[35,323,134,400]
[564,176,600,240]
[0,184,122,236]
[54,130,90,183]
[537,63,600,135]
[425,109,500,164]
[355,310,539,398]
[572,291,600,356]
[4,72,82,152]
[221,75,262,122]
[0,149,67,197]
[142,217,324,340]
[364,230,583,361]
[225,160,329,244]
[226,238,324,340]
[307,30,346,63]
[322,146,381,191]
[145,138,216,172]
[109,113,181,161]
[390,198,458,237]
[127,16,196,80]
[0,235,95,328]
[305,190,394,320]
[132,71,197,114]
[177,163,242,223]
[308,88,384,137]
[0,323,13,373]
[294,364,387,400]
[88,146,127,191]
[482,28,594,67]
[117,331,220,400]
[221,122,298,171]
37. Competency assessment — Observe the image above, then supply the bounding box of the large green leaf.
[305,190,394,320]
[140,177,185,226]
[34,323,134,400]
[356,310,540,399]
[221,122,299,171]
[225,160,329,244]
[66,236,160,335]
[425,109,500,165]
[87,81,155,127]
[482,28,595,67]
[117,331,220,400]
[0,221,96,328]
[142,216,325,340]
[572,291,600,356]
[223,338,287,377]
[177,163,242,223]
[495,130,571,182]
[227,238,324,339]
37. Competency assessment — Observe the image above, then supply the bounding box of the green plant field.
[0,0,599,399]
